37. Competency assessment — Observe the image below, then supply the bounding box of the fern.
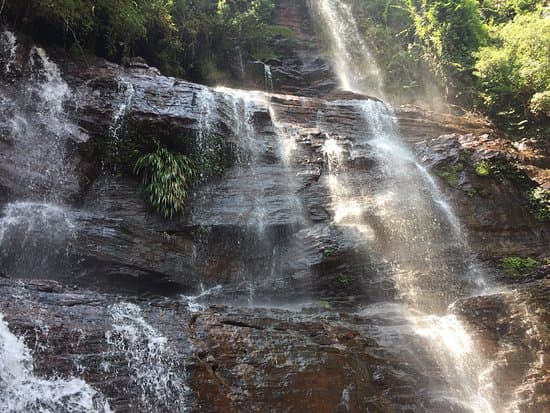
[134,143,196,219]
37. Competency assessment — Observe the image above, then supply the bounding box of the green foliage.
[500,256,538,276]
[527,187,550,222]
[436,162,464,187]
[337,273,350,286]
[323,247,337,258]
[3,0,276,82]
[406,0,488,102]
[134,142,196,219]
[472,159,529,185]
[474,160,491,176]
[474,12,550,133]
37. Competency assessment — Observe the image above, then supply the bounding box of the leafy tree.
[474,12,550,133]
[406,0,488,103]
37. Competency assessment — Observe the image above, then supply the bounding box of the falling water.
[105,303,190,412]
[0,32,82,284]
[0,33,79,200]
[264,63,274,93]
[308,0,384,97]
[0,202,76,279]
[109,77,135,143]
[0,314,111,412]
[319,96,496,413]
[1,30,17,73]
[311,1,499,409]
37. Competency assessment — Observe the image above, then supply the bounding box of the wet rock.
[0,278,461,413]
[416,133,550,259]
[453,279,550,412]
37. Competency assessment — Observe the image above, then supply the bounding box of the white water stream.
[312,0,502,410]
[0,314,111,413]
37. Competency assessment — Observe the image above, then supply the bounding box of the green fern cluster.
[134,144,196,219]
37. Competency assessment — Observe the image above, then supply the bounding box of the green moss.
[500,256,538,277]
[436,162,464,187]
[318,300,332,310]
[467,188,479,197]
[323,248,337,257]
[473,159,530,186]
[337,273,350,286]
[474,161,491,176]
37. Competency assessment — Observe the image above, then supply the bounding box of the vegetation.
[472,159,529,185]
[134,142,196,219]
[1,0,277,83]
[436,162,464,187]
[527,187,550,222]
[500,256,538,277]
[348,0,548,137]
[2,0,548,135]
[475,11,550,134]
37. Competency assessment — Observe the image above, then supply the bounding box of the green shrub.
[474,12,550,132]
[134,143,196,219]
[527,187,550,221]
[472,159,529,185]
[500,256,538,276]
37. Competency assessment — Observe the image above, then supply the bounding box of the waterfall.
[264,63,274,93]
[0,32,80,200]
[0,314,111,413]
[311,1,500,410]
[105,303,190,412]
[0,32,83,283]
[0,202,76,279]
[308,0,384,98]
[109,77,135,143]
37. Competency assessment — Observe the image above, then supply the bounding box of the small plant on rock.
[527,187,550,222]
[500,256,538,277]
[134,142,196,219]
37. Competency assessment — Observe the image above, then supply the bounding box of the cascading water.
[311,0,501,410]
[1,31,17,73]
[0,32,82,277]
[105,303,190,412]
[189,87,308,305]
[0,202,76,279]
[308,0,384,98]
[0,314,111,412]
[264,63,274,93]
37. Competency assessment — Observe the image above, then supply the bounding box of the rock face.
[416,133,550,260]
[0,2,549,411]
[454,278,550,412]
[0,278,481,412]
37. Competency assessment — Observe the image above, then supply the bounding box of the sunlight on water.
[414,313,496,413]
[310,0,384,97]
[318,96,497,411]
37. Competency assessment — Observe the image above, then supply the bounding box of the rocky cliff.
[0,0,548,411]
